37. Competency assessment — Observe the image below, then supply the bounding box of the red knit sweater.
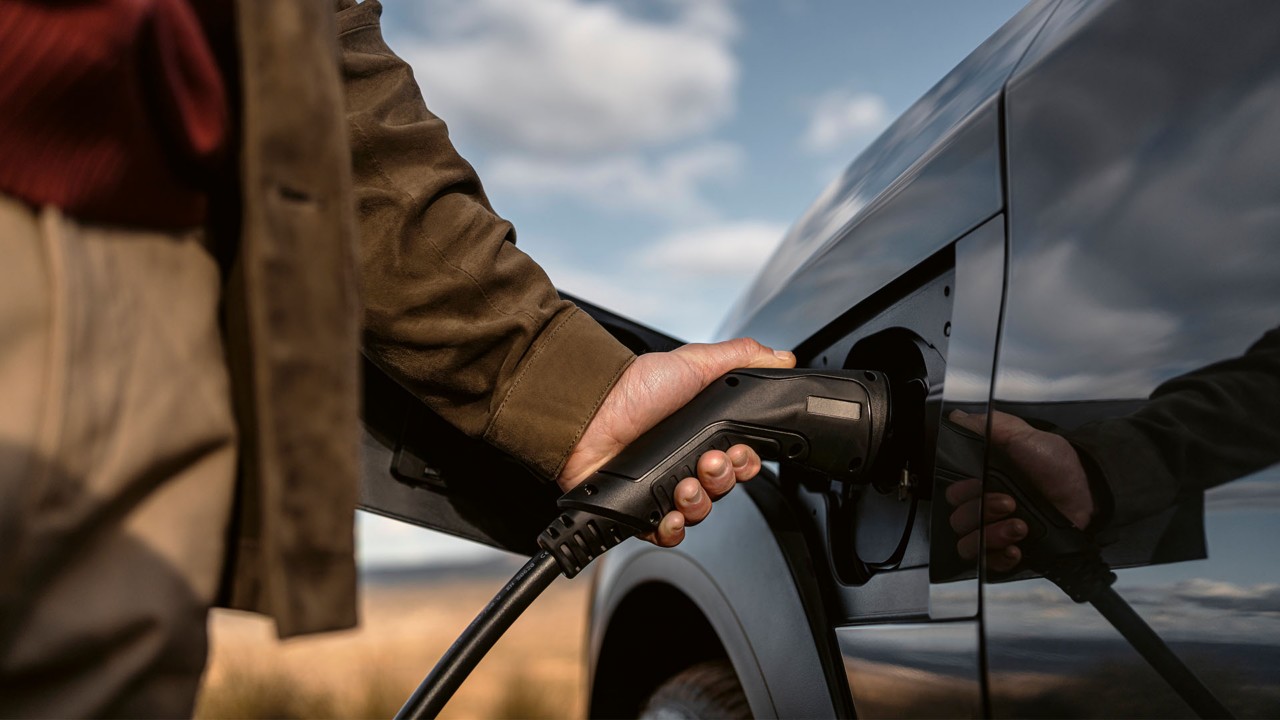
[0,0,229,228]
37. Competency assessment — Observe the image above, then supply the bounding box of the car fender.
[588,484,837,719]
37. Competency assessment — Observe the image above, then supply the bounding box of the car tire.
[638,660,751,719]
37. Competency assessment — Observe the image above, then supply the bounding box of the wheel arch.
[586,486,840,719]
[589,581,731,718]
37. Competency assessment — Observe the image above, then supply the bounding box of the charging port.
[819,328,942,584]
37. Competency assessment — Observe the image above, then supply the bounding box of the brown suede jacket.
[220,0,633,638]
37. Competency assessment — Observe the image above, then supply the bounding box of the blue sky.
[360,0,1028,568]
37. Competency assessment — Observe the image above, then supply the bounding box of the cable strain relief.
[1042,552,1117,603]
[536,509,634,579]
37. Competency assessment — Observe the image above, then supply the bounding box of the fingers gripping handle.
[983,467,1093,561]
[538,424,806,578]
[982,457,1114,602]
[539,369,891,577]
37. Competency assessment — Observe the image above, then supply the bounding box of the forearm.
[1070,328,1280,528]
[335,0,633,478]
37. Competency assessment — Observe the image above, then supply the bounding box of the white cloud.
[398,0,739,156]
[803,89,891,153]
[664,0,739,37]
[1173,578,1279,602]
[638,219,788,275]
[487,142,744,222]
[543,261,674,323]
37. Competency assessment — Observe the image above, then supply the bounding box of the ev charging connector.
[396,368,892,718]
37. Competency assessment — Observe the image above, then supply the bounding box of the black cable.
[1041,553,1233,719]
[1089,586,1233,719]
[395,550,562,719]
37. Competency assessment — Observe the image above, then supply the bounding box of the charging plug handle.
[540,368,891,577]
[397,368,890,719]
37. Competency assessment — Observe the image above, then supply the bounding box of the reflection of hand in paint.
[945,410,1096,573]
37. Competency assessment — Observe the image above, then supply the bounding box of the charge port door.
[790,216,1005,718]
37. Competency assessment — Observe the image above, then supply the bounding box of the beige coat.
[222,0,633,638]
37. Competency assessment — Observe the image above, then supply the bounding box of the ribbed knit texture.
[0,0,228,228]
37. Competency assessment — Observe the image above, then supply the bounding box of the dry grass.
[195,571,591,719]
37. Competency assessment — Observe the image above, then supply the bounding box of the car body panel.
[986,1,1280,717]
[358,356,558,554]
[589,487,837,719]
[837,621,983,719]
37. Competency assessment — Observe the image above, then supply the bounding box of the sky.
[359,0,1029,569]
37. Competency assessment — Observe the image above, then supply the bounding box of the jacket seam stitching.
[336,21,378,39]
[553,351,634,480]
[484,307,577,447]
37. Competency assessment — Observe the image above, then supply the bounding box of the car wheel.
[638,660,751,719]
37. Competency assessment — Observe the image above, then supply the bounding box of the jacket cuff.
[1067,419,1177,530]
[484,307,635,480]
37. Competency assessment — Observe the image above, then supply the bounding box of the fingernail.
[730,449,748,468]
[670,515,685,532]
[1004,547,1018,559]
[952,409,969,418]
[684,487,702,505]
[1006,521,1027,539]
[774,349,794,361]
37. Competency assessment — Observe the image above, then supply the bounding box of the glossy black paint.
[837,621,983,719]
[358,357,559,554]
[929,216,1007,619]
[987,1,1280,717]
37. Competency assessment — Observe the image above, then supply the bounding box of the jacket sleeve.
[333,0,634,480]
[1068,327,1280,528]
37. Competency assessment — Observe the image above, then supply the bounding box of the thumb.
[948,408,989,436]
[984,410,1035,444]
[677,337,796,383]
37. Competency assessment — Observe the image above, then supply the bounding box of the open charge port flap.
[820,329,941,585]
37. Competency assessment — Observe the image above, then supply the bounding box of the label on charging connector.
[806,396,862,420]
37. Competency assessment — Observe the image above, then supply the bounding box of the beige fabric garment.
[0,196,236,717]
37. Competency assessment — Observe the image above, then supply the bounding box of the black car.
[361,1,1280,717]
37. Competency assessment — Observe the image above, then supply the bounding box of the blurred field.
[195,561,592,719]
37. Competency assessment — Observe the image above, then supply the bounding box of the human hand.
[557,338,796,547]
[945,410,1095,573]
